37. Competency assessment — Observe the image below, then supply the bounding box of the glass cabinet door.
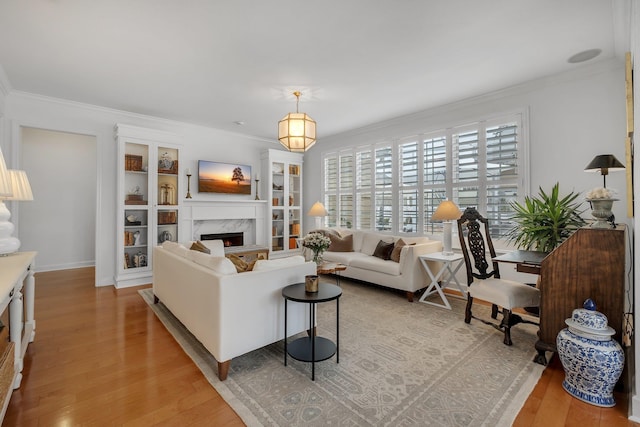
[123,142,149,271]
[157,146,179,244]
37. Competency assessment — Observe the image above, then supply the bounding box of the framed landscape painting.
[198,160,252,195]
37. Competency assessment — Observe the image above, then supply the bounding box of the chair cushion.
[469,278,540,310]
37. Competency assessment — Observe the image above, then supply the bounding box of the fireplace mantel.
[180,200,268,246]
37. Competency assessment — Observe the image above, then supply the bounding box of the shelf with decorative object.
[116,124,182,288]
[262,149,303,258]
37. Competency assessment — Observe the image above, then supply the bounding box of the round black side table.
[282,282,342,381]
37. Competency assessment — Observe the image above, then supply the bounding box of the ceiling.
[0,1,627,142]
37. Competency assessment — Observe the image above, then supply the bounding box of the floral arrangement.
[586,187,617,200]
[302,232,331,263]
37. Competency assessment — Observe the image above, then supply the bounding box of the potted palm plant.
[505,183,586,253]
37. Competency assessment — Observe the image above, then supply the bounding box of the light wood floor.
[3,268,638,426]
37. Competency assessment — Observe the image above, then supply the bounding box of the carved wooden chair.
[457,207,540,345]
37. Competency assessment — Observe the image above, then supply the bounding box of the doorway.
[19,127,97,273]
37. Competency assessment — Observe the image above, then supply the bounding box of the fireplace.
[201,232,244,247]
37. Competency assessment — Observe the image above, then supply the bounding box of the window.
[322,112,525,237]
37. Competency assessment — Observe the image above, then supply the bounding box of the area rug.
[139,280,545,426]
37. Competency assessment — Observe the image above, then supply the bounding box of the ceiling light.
[568,49,602,64]
[278,91,316,153]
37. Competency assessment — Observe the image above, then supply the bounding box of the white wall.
[3,93,281,286]
[20,128,97,271]
[303,58,628,229]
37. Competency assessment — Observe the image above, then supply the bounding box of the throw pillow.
[227,254,248,273]
[361,232,393,255]
[372,240,395,260]
[328,234,353,252]
[246,258,258,271]
[390,238,406,263]
[190,240,211,254]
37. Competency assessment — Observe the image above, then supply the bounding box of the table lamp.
[0,169,34,255]
[431,200,462,255]
[584,154,625,188]
[308,201,328,230]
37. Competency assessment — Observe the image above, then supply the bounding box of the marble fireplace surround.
[181,200,268,247]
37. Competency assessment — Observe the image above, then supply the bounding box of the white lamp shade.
[307,201,328,217]
[431,200,462,221]
[6,170,33,201]
[432,200,461,256]
[0,149,11,197]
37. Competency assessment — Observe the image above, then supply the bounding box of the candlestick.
[186,171,192,199]
[255,178,260,200]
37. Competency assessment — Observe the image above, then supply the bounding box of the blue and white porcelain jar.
[556,299,624,407]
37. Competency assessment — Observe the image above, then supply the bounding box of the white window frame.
[321,110,529,238]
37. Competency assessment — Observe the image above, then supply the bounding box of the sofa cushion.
[350,256,401,275]
[163,241,190,258]
[328,233,353,252]
[189,240,211,254]
[200,239,225,257]
[253,255,306,272]
[390,238,406,263]
[373,240,394,260]
[187,250,238,275]
[361,232,393,255]
[322,250,368,265]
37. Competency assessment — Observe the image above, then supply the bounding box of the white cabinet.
[262,149,303,257]
[115,124,181,288]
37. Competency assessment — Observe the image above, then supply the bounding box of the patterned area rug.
[139,279,545,426]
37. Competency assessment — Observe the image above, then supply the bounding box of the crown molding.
[9,90,278,144]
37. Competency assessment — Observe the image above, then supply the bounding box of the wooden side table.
[418,253,466,310]
[316,262,347,286]
[282,282,341,380]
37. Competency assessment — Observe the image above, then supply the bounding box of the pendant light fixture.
[278,91,316,152]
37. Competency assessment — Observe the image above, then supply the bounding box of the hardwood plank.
[3,267,639,426]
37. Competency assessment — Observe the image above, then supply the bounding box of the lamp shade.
[307,201,328,217]
[0,149,11,198]
[431,200,462,221]
[584,154,625,188]
[584,154,625,174]
[6,170,33,201]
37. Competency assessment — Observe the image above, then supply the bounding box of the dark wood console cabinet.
[535,225,626,364]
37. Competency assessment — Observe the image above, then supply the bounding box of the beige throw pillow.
[328,234,353,252]
[390,238,406,263]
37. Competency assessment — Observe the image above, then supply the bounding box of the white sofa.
[152,241,317,380]
[316,228,443,302]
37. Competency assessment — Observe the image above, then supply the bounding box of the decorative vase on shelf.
[556,298,624,407]
[587,198,616,228]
